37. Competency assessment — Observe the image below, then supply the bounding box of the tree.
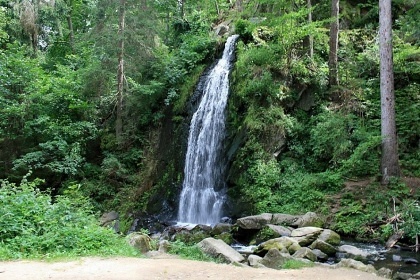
[379,0,400,184]
[328,0,339,87]
[116,0,125,141]
[304,0,313,58]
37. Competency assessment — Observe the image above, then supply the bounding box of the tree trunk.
[66,0,74,50]
[379,0,400,184]
[178,0,184,19]
[116,0,126,141]
[328,0,339,87]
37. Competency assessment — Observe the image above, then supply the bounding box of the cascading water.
[177,35,239,225]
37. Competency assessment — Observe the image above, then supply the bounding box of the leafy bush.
[0,176,138,259]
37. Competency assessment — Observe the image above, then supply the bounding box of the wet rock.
[337,244,369,260]
[267,224,292,237]
[404,258,419,264]
[236,213,273,229]
[292,247,317,262]
[197,238,245,263]
[211,223,232,235]
[214,232,234,245]
[393,254,403,262]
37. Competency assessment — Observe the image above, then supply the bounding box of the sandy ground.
[0,256,386,280]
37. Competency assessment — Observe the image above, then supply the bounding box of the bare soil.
[0,255,385,280]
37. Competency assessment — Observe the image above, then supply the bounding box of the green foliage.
[0,176,139,259]
[168,240,221,263]
[282,259,314,269]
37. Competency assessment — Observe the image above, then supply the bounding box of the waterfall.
[177,35,239,225]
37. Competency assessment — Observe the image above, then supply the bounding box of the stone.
[255,236,300,256]
[393,272,414,280]
[404,258,419,264]
[290,227,323,246]
[393,254,403,262]
[126,233,152,253]
[99,211,120,233]
[337,259,377,274]
[309,240,337,256]
[158,240,171,253]
[292,247,317,262]
[211,223,232,235]
[317,229,341,246]
[337,245,369,260]
[312,249,328,261]
[248,254,265,268]
[267,224,292,237]
[294,212,323,228]
[271,214,300,226]
[261,248,288,269]
[236,213,273,229]
[197,238,245,263]
[214,232,234,245]
[377,267,392,279]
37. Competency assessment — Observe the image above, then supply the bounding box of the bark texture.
[379,0,400,184]
[328,0,339,87]
[116,0,126,140]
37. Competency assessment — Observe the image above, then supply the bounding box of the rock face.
[100,211,120,233]
[197,238,245,263]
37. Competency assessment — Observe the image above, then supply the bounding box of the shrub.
[0,176,138,259]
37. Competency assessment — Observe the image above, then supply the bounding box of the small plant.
[168,240,221,263]
[282,259,314,269]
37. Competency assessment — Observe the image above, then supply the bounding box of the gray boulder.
[197,238,245,263]
[312,249,328,261]
[291,227,323,246]
[338,245,369,260]
[127,233,152,253]
[248,254,265,268]
[292,247,317,262]
[317,229,341,246]
[256,236,300,256]
[211,223,232,235]
[294,212,323,228]
[99,211,120,233]
[261,248,288,269]
[271,213,300,226]
[336,259,376,274]
[236,213,273,229]
[267,224,292,237]
[309,240,337,256]
[377,267,392,279]
[393,272,414,280]
[158,240,171,253]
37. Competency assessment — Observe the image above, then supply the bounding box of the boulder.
[261,248,288,269]
[393,272,414,280]
[248,254,265,268]
[337,245,369,261]
[309,240,337,256]
[126,233,152,253]
[197,238,245,263]
[404,258,419,264]
[294,212,323,228]
[377,267,392,279]
[267,224,292,237]
[99,211,120,233]
[336,259,376,274]
[312,249,328,261]
[158,240,171,253]
[236,213,273,229]
[255,236,300,256]
[292,247,317,262]
[214,232,234,245]
[211,223,232,235]
[271,214,300,226]
[290,227,323,246]
[317,229,341,246]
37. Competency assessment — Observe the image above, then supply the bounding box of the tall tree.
[304,0,313,58]
[379,0,400,184]
[328,0,339,87]
[116,0,125,140]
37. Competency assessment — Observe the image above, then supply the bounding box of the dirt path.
[0,256,385,280]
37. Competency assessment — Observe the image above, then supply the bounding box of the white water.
[177,35,239,225]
